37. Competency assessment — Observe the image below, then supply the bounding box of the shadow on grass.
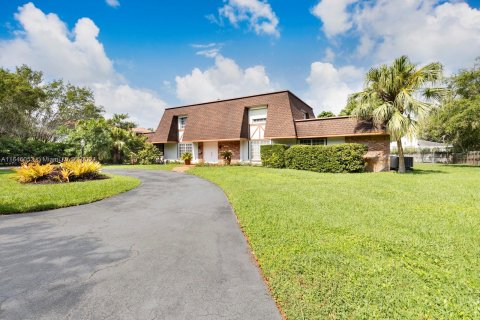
[0,169,13,175]
[439,164,480,168]
[409,168,449,175]
[0,203,64,215]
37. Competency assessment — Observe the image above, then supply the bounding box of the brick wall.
[345,135,390,172]
[218,141,241,162]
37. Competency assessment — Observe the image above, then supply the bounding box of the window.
[249,140,270,161]
[178,116,187,129]
[302,111,309,119]
[299,139,325,146]
[249,107,267,124]
[252,117,267,123]
[178,143,193,158]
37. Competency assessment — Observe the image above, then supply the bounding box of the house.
[390,136,451,152]
[131,127,155,142]
[150,90,390,171]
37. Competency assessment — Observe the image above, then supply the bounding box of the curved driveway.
[0,170,281,320]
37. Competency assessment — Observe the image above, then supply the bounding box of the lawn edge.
[1,174,141,215]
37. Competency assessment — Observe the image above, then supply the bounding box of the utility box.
[390,156,414,171]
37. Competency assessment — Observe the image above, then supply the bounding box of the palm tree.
[350,56,443,173]
[110,127,130,164]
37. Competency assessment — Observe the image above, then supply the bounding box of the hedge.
[0,137,75,165]
[284,143,368,173]
[261,144,289,168]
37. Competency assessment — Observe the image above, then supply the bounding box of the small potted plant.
[220,150,233,165]
[181,152,193,165]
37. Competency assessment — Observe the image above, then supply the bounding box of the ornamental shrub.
[0,137,74,159]
[61,159,102,180]
[284,143,368,173]
[138,143,162,164]
[180,152,193,161]
[261,144,289,168]
[14,161,55,183]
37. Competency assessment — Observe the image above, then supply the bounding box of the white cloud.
[191,43,217,49]
[93,83,165,127]
[216,0,280,37]
[191,43,223,58]
[324,47,335,62]
[175,55,275,104]
[196,48,221,58]
[106,0,120,8]
[312,0,480,72]
[309,0,480,113]
[0,3,165,128]
[305,62,363,114]
[311,0,357,37]
[353,1,480,71]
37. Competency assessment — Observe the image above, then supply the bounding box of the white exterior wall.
[240,140,249,161]
[248,107,267,140]
[248,107,267,120]
[390,136,417,149]
[164,143,178,160]
[192,142,199,163]
[327,137,345,145]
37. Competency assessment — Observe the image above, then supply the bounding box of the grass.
[105,163,180,170]
[190,164,480,319]
[0,170,140,214]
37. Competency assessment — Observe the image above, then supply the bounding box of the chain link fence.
[398,151,480,165]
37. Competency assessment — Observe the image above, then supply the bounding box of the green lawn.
[105,164,180,170]
[190,164,480,319]
[0,170,140,214]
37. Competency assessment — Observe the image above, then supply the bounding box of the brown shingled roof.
[151,91,315,143]
[151,91,387,143]
[294,116,387,138]
[131,127,154,134]
[143,132,154,143]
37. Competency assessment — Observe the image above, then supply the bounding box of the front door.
[203,141,218,163]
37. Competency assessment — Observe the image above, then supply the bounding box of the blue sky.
[1,0,480,127]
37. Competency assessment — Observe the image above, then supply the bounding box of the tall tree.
[107,113,136,130]
[421,58,480,151]
[339,97,357,116]
[317,111,335,118]
[65,114,145,163]
[35,80,104,141]
[0,66,45,139]
[0,65,104,142]
[350,56,443,173]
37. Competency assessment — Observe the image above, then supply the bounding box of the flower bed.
[14,159,105,184]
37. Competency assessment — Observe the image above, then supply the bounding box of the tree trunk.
[397,139,406,173]
[113,149,121,164]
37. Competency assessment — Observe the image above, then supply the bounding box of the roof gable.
[151,91,302,143]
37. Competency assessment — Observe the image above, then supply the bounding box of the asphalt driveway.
[0,169,281,320]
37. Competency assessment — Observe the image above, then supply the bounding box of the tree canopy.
[350,55,443,172]
[317,111,335,118]
[421,59,480,152]
[0,65,161,164]
[0,65,104,142]
[65,115,146,164]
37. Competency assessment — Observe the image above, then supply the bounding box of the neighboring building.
[151,90,390,171]
[132,127,155,142]
[390,136,451,152]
